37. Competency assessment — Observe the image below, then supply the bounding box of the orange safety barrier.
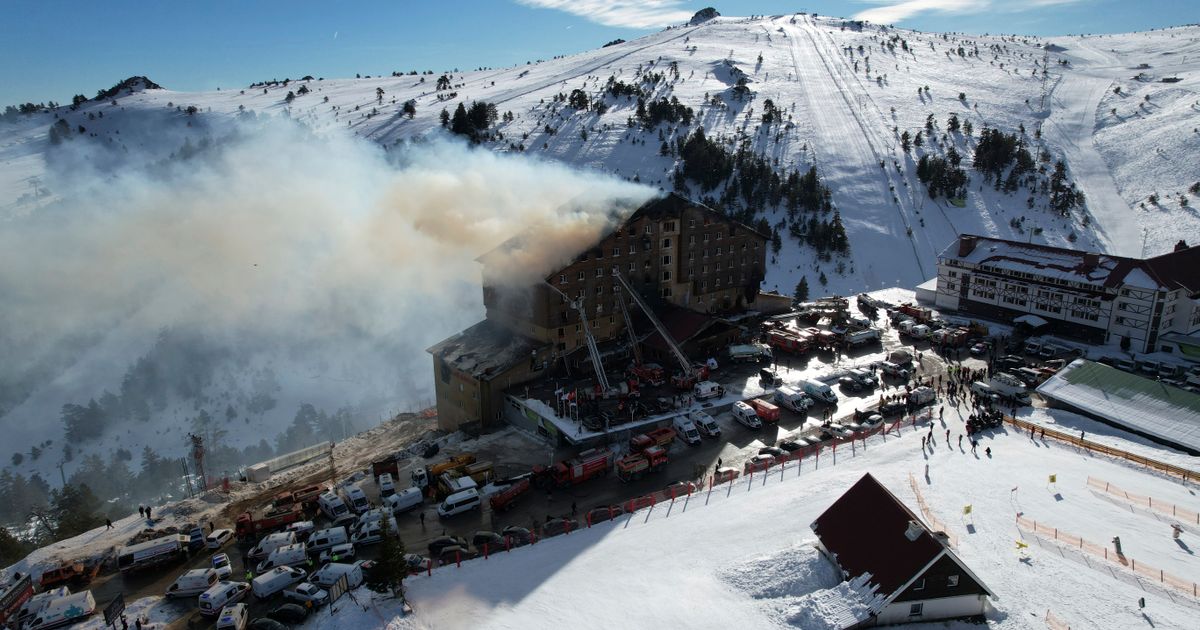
[1016,515,1199,600]
[1005,416,1199,484]
[908,472,959,549]
[1086,477,1200,524]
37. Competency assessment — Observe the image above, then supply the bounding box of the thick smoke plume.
[0,116,651,464]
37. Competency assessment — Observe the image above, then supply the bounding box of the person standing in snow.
[105,518,113,530]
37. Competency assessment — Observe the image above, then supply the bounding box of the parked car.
[744,454,775,473]
[427,536,469,558]
[663,481,699,497]
[969,342,990,357]
[586,506,624,524]
[837,376,863,392]
[541,518,578,538]
[860,413,885,428]
[282,582,328,607]
[403,554,432,574]
[713,467,740,485]
[878,401,907,416]
[436,545,475,566]
[206,529,234,549]
[471,531,505,552]
[211,553,233,580]
[501,526,532,547]
[777,438,809,453]
[266,604,309,624]
[248,618,288,630]
[758,446,788,459]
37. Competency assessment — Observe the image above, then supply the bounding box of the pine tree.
[367,520,406,594]
[439,108,449,127]
[793,276,809,304]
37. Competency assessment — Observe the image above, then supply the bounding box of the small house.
[810,474,993,626]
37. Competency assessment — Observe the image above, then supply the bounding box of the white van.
[800,379,837,404]
[340,485,371,514]
[198,581,250,617]
[306,526,349,555]
[215,603,248,630]
[251,566,307,600]
[384,487,423,514]
[377,473,396,498]
[248,531,296,561]
[773,386,812,412]
[17,587,70,627]
[352,508,392,533]
[693,380,725,400]
[672,416,701,445]
[437,488,482,518]
[26,591,95,630]
[689,410,721,438]
[350,517,398,545]
[317,492,349,521]
[311,562,364,590]
[257,543,308,573]
[731,401,762,429]
[166,568,219,599]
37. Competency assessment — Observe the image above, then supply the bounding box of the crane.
[544,282,612,393]
[611,273,701,389]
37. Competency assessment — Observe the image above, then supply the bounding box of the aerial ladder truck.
[612,273,702,390]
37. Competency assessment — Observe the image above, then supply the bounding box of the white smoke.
[0,115,652,463]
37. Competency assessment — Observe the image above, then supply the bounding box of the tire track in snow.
[785,18,927,280]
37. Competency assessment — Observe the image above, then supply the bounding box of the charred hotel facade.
[427,193,772,434]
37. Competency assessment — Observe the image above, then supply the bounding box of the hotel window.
[663,221,676,232]
[715,231,723,240]
[612,247,620,257]
[559,274,566,284]
[703,233,710,242]
[595,268,603,277]
[689,235,696,244]
[662,238,672,249]
[689,219,696,228]
[629,244,636,255]
[644,224,652,234]
[946,575,960,587]
[663,255,672,265]
[663,270,672,282]
[577,271,585,281]
[628,262,635,272]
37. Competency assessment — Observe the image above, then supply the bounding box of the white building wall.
[872,594,988,626]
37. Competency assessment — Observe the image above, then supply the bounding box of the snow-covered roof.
[941,235,1200,294]
[1037,359,1200,454]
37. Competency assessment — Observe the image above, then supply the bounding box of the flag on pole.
[963,505,973,515]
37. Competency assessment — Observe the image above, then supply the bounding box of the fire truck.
[534,448,614,488]
[235,504,304,539]
[615,446,668,482]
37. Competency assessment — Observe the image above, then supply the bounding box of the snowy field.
[2,13,1198,482]
[295,397,1200,630]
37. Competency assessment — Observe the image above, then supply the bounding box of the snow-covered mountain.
[1,13,1198,488]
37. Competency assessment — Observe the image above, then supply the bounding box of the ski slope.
[1,14,1198,482]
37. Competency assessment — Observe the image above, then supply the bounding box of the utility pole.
[56,461,66,487]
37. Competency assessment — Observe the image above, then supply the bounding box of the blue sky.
[2,0,1194,105]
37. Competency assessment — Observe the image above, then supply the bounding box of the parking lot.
[95,304,1017,628]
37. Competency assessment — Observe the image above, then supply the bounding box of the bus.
[117,534,190,573]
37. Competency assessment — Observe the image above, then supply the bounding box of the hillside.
[0,14,1198,494]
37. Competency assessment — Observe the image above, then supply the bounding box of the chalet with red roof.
[811,474,993,626]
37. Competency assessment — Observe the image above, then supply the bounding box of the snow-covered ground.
[278,395,1200,629]
[2,13,1198,498]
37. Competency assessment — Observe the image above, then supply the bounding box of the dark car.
[437,545,475,566]
[249,619,289,630]
[587,506,624,524]
[777,438,808,453]
[471,530,505,552]
[759,446,788,459]
[878,401,907,416]
[428,535,469,557]
[501,526,532,547]
[542,518,578,538]
[267,604,309,624]
[837,376,863,392]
